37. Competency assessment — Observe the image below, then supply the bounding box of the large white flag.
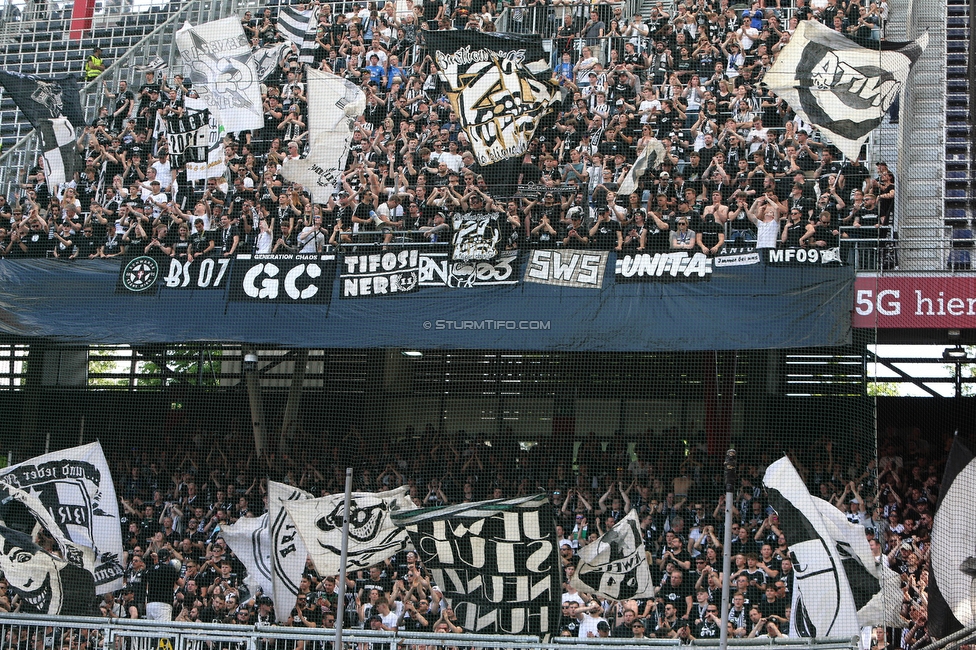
[570,509,655,600]
[268,481,312,622]
[0,442,123,593]
[284,485,416,576]
[812,496,906,628]
[176,18,264,133]
[281,69,365,203]
[763,20,926,160]
[763,457,861,638]
[221,513,272,600]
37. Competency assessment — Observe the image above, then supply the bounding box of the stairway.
[945,0,970,228]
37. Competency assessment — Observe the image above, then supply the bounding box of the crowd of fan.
[0,427,938,647]
[0,0,897,262]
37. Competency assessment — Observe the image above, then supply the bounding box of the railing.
[0,613,860,650]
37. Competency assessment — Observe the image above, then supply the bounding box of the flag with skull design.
[283,486,416,576]
[763,20,927,161]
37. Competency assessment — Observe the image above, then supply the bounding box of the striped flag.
[277,5,318,64]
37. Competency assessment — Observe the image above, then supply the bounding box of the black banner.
[166,108,211,169]
[229,254,336,303]
[765,247,842,266]
[341,250,420,298]
[392,495,560,637]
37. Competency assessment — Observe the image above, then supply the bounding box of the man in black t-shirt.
[696,215,724,256]
[145,549,179,621]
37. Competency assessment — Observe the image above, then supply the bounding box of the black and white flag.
[252,42,291,81]
[0,442,123,593]
[764,20,927,160]
[166,103,211,169]
[570,510,655,600]
[763,456,862,638]
[0,524,96,616]
[276,5,318,64]
[221,513,273,600]
[0,71,84,192]
[268,481,312,622]
[392,494,561,636]
[281,69,365,203]
[452,211,502,262]
[425,31,560,166]
[812,493,905,629]
[176,18,264,133]
[284,486,417,576]
[617,138,665,196]
[930,438,976,636]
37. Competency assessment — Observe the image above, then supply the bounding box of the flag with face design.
[763,20,927,160]
[283,486,416,576]
[0,524,96,616]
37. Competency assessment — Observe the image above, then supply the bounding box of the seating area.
[0,4,184,149]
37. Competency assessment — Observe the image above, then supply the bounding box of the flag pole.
[720,449,737,650]
[334,467,353,650]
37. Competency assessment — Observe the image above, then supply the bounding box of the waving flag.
[276,5,318,64]
[176,18,264,132]
[222,513,273,600]
[618,138,665,196]
[0,72,84,192]
[425,31,560,166]
[392,494,560,636]
[764,457,861,638]
[570,510,655,599]
[281,69,365,202]
[931,439,976,635]
[284,486,416,576]
[764,20,927,160]
[0,442,122,593]
[268,481,312,622]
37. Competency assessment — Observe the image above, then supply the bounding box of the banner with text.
[0,257,853,351]
[425,31,560,166]
[853,275,976,329]
[523,250,608,289]
[392,494,560,636]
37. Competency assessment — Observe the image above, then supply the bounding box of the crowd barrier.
[0,614,861,650]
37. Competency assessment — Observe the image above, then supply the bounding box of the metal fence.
[0,613,860,650]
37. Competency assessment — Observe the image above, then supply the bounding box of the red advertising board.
[853,275,976,328]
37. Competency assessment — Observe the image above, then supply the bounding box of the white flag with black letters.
[570,509,655,599]
[284,486,416,576]
[392,494,561,636]
[764,20,927,160]
[268,481,312,622]
[221,513,273,600]
[175,18,264,133]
